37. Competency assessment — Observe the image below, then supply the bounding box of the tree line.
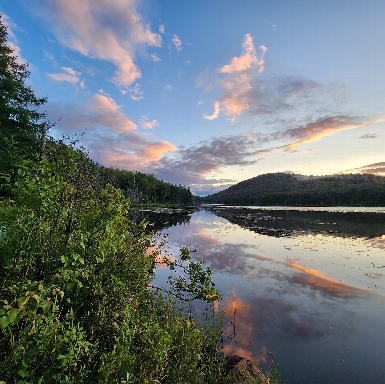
[196,172,385,206]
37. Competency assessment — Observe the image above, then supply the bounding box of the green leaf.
[17,295,30,308]
[0,316,9,329]
[7,308,20,324]
[41,300,52,314]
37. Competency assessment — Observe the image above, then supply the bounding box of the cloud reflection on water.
[153,210,385,382]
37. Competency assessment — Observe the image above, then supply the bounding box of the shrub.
[0,148,223,383]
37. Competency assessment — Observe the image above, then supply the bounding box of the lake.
[134,206,385,384]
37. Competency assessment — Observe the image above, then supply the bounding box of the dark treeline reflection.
[128,208,192,232]
[204,207,385,238]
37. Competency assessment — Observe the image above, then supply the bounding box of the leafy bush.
[0,148,223,383]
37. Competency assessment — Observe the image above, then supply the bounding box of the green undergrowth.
[0,145,224,383]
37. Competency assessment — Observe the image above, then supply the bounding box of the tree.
[0,14,46,179]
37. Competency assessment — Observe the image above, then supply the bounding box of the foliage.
[103,167,193,205]
[0,149,223,383]
[0,16,223,383]
[0,15,46,181]
[197,172,385,207]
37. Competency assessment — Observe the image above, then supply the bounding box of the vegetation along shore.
[0,14,279,383]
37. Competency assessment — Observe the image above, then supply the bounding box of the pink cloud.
[34,0,162,86]
[140,117,159,129]
[282,116,384,152]
[203,101,220,120]
[144,141,176,159]
[101,140,176,170]
[88,93,137,132]
[47,66,80,83]
[45,94,176,172]
[202,34,267,120]
[219,35,266,74]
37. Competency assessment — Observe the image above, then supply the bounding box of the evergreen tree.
[0,14,46,179]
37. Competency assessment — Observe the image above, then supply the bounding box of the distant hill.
[195,173,385,206]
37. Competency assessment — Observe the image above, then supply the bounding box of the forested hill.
[102,166,193,205]
[196,172,385,206]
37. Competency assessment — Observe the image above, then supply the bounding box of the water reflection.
[205,206,385,238]
[148,209,385,384]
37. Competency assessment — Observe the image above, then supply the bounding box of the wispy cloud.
[127,83,144,100]
[32,0,162,86]
[164,84,172,90]
[150,53,161,62]
[342,162,385,175]
[279,116,384,152]
[47,66,80,83]
[360,133,378,139]
[45,94,175,170]
[159,24,165,34]
[203,101,220,120]
[171,34,182,51]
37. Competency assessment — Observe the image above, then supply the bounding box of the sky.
[1,0,384,195]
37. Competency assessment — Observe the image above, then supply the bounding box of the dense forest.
[196,172,385,206]
[0,15,226,383]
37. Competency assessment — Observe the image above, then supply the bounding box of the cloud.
[279,116,384,152]
[32,0,162,86]
[164,84,172,90]
[44,93,176,170]
[203,101,220,120]
[159,24,165,34]
[1,13,26,65]
[150,53,161,62]
[151,114,383,193]
[219,35,266,74]
[342,161,385,175]
[285,260,357,299]
[198,34,345,121]
[360,133,378,139]
[127,83,144,100]
[152,133,264,193]
[88,93,137,132]
[171,34,182,51]
[140,117,159,129]
[200,34,266,119]
[47,66,80,83]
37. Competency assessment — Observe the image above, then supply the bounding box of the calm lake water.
[141,207,385,384]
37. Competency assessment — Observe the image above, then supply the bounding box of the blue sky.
[1,0,384,195]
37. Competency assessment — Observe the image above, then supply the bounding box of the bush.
[0,148,223,383]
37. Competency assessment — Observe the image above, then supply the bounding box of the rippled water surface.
[150,208,385,384]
